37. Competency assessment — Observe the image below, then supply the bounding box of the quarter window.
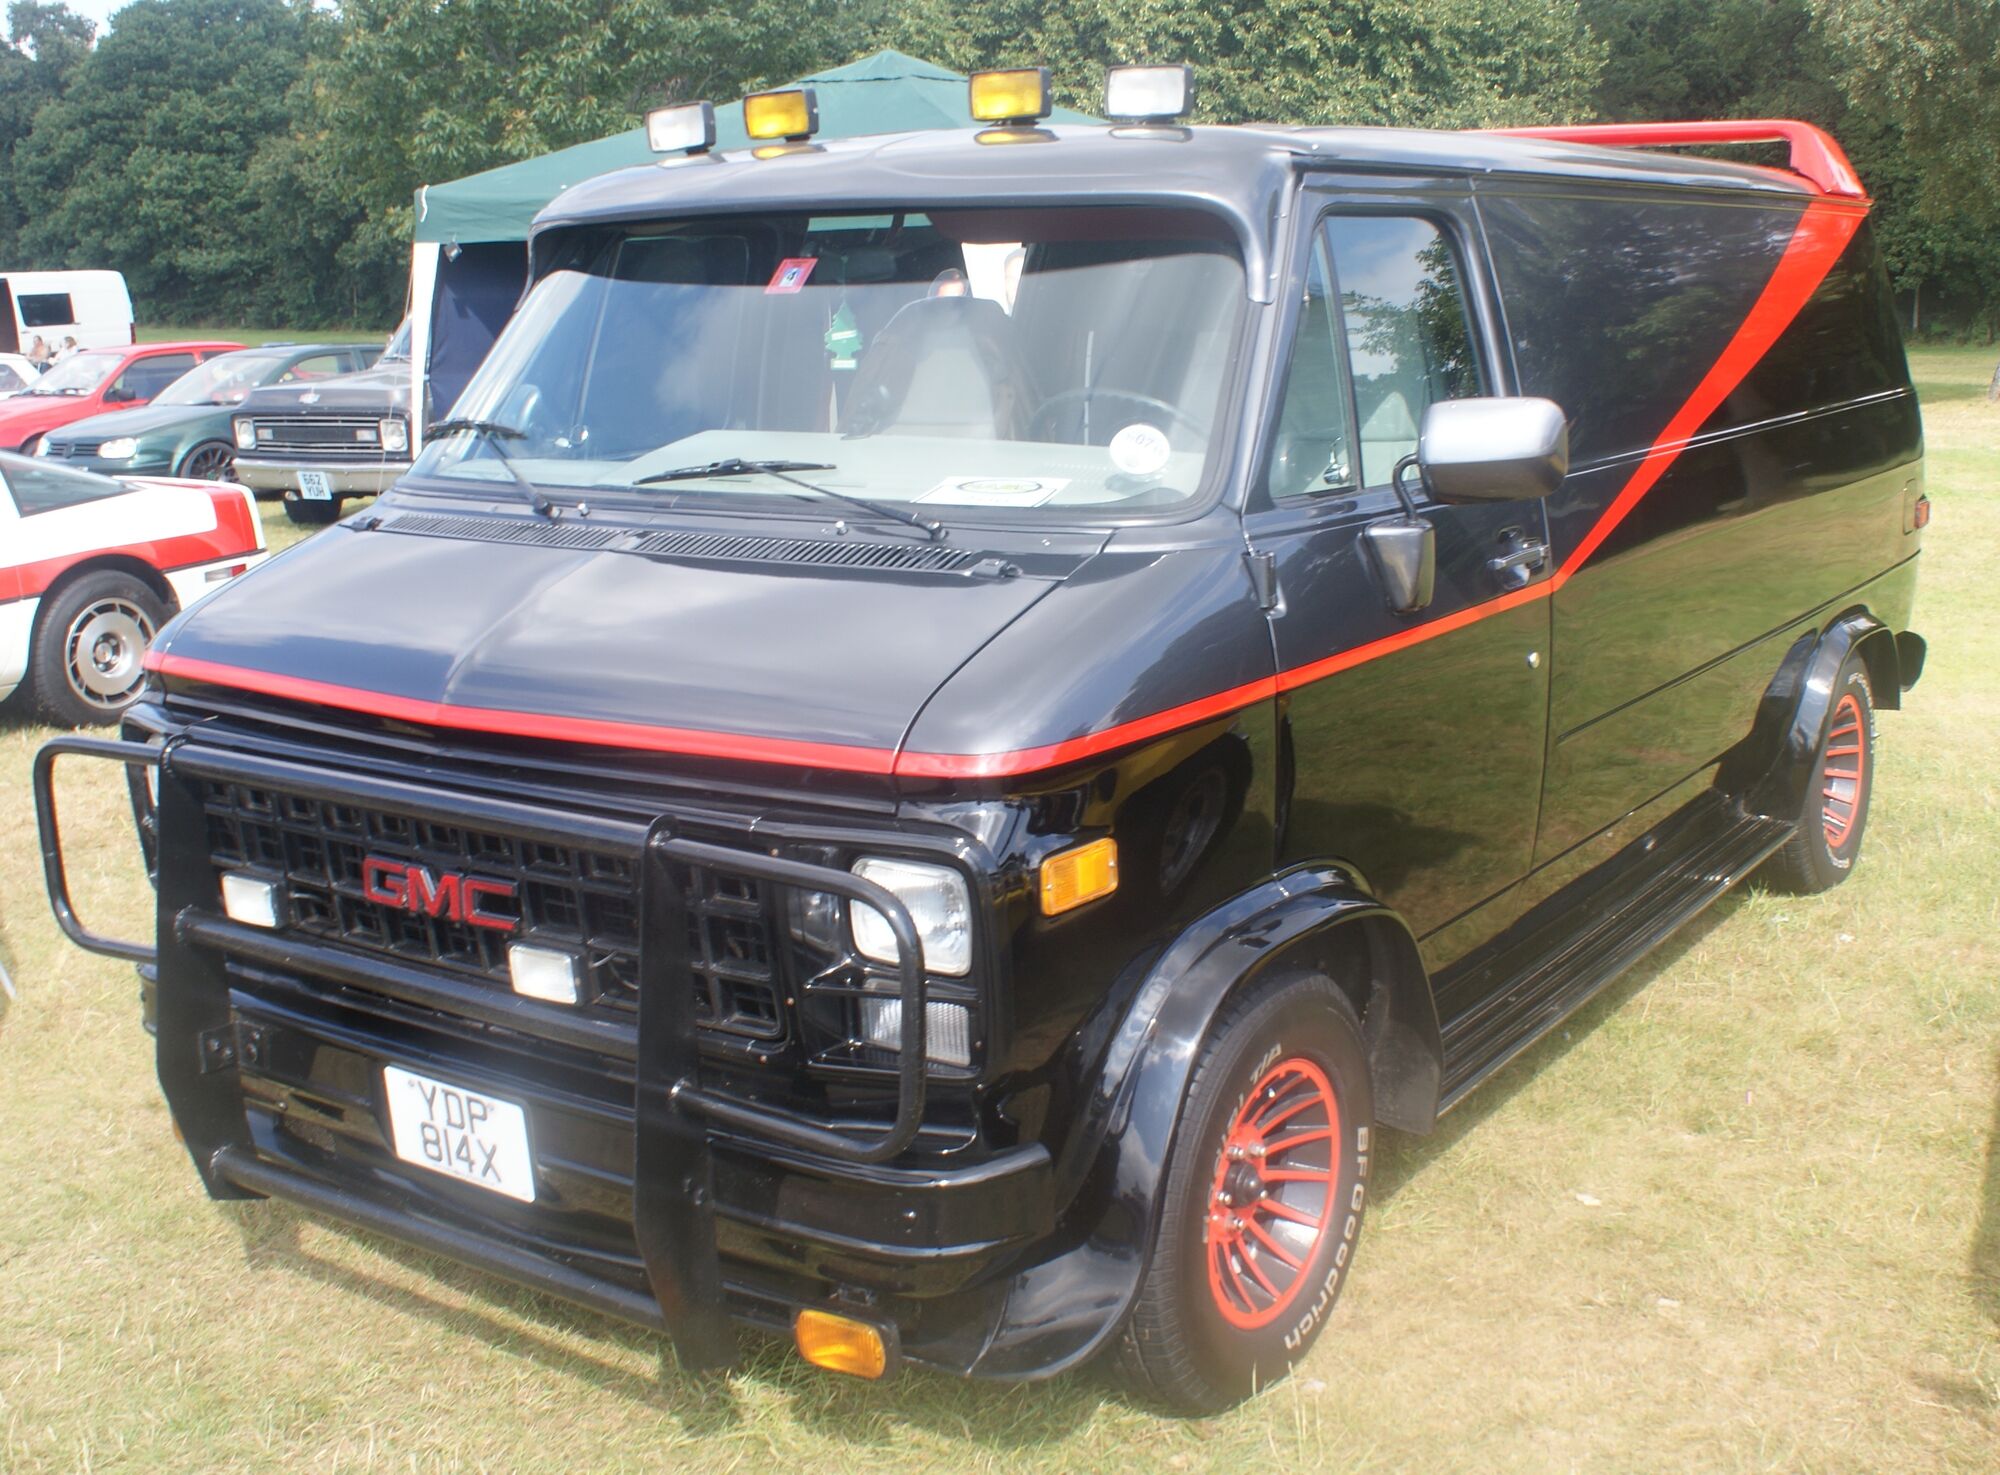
[1325,217,1482,488]
[1268,237,1356,499]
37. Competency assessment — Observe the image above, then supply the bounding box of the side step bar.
[1439,807,1793,1110]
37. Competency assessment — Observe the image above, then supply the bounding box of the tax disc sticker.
[1109,422,1172,477]
[919,476,1068,506]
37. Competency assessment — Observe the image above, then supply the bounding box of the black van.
[35,73,1927,1413]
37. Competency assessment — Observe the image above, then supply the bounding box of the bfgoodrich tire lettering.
[1114,971,1373,1413]
[1763,653,1877,894]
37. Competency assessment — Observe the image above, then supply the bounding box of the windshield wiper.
[425,417,554,515]
[633,457,944,541]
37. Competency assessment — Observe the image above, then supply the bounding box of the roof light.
[969,67,1051,125]
[743,87,818,142]
[1104,64,1194,123]
[646,100,716,155]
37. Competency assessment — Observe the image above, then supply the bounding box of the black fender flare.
[966,865,1435,1379]
[1739,610,1902,818]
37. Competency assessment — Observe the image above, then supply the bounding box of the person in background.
[53,336,77,360]
[25,335,48,365]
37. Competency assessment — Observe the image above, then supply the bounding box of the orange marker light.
[1040,837,1118,915]
[968,68,1052,125]
[794,1308,888,1379]
[743,88,818,141]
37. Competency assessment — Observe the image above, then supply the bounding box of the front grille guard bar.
[35,735,934,1164]
[33,734,162,965]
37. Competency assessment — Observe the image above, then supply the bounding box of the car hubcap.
[65,598,154,708]
[1821,692,1868,851]
[1205,1056,1340,1330]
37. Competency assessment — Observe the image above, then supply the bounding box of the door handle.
[1486,536,1549,590]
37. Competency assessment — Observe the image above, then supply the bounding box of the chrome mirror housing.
[1418,397,1569,503]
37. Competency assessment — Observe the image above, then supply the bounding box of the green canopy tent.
[408,51,1097,423]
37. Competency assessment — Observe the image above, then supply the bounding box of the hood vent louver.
[629,528,975,573]
[381,512,623,551]
[379,511,978,573]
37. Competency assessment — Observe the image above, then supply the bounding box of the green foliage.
[883,0,1603,125]
[12,0,315,321]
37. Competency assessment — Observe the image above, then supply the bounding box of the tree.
[13,0,316,320]
[880,0,1605,126]
[0,3,95,263]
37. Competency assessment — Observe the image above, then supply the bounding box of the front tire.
[1762,653,1877,894]
[1114,972,1373,1413]
[30,570,170,726]
[177,439,235,481]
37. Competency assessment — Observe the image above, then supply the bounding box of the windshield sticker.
[1109,422,1172,477]
[919,476,1069,507]
[766,258,818,294]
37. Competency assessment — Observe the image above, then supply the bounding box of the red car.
[0,340,243,453]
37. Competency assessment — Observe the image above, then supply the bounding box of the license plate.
[382,1065,535,1202]
[298,470,335,500]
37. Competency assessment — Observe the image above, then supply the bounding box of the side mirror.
[102,385,134,404]
[1417,396,1568,504]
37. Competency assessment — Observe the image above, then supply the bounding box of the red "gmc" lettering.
[361,857,518,932]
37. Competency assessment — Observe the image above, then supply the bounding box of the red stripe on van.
[149,201,1865,780]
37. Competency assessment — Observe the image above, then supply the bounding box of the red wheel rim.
[1821,692,1868,851]
[1204,1056,1340,1330]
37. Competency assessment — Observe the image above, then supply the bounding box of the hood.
[45,402,216,443]
[237,361,411,416]
[149,507,1083,768]
[0,393,87,438]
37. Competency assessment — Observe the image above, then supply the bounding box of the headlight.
[378,417,409,454]
[849,858,972,976]
[32,438,51,456]
[232,419,256,450]
[97,437,138,460]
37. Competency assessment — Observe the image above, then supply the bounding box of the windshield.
[153,352,286,406]
[26,350,120,396]
[411,207,1248,522]
[380,318,412,363]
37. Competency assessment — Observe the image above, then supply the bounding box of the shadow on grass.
[1975,1062,2000,1331]
[221,1199,1110,1442]
[1366,895,1741,1205]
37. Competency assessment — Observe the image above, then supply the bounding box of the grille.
[201,780,784,1041]
[248,415,400,459]
[47,439,101,459]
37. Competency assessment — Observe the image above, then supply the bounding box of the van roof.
[535,122,1842,304]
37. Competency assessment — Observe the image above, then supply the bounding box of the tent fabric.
[413,50,1098,244]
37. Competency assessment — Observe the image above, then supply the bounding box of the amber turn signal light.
[743,87,818,141]
[794,1308,888,1379]
[969,67,1052,124]
[1040,837,1118,915]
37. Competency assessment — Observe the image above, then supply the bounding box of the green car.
[37,343,381,481]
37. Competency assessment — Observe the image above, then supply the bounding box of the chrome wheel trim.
[64,597,155,708]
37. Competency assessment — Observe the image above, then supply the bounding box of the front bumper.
[34,733,1055,1376]
[233,456,408,497]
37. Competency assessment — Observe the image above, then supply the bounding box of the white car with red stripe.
[0,452,265,725]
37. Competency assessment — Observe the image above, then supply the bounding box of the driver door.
[1246,189,1553,973]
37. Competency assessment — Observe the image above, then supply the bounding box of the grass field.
[137,324,397,349]
[0,348,1994,1473]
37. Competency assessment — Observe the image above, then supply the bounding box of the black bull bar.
[34,733,935,1367]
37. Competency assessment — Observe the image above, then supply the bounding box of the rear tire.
[283,493,342,525]
[30,569,170,726]
[1761,652,1876,894]
[1114,971,1372,1413]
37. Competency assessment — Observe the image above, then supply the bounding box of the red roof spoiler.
[1481,120,1866,201]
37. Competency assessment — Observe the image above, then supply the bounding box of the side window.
[1267,237,1356,499]
[1326,217,1482,488]
[278,354,343,381]
[17,292,74,328]
[111,352,195,401]
[4,458,122,514]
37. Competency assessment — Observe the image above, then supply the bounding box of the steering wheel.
[1025,387,1206,444]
